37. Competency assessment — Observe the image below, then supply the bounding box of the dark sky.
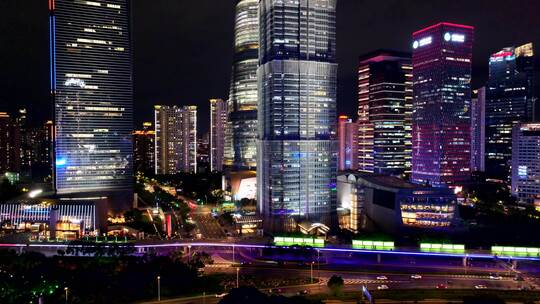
[1,0,539,135]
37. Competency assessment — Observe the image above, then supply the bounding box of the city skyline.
[1,0,540,135]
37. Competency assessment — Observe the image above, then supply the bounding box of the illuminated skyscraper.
[470,87,486,172]
[338,116,357,171]
[411,22,474,186]
[0,112,14,174]
[210,99,227,172]
[486,43,535,180]
[154,105,197,174]
[511,123,540,205]
[50,0,133,199]
[258,0,338,232]
[357,50,412,176]
[228,0,259,170]
[133,122,155,174]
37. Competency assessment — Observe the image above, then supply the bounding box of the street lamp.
[157,276,161,301]
[236,267,240,288]
[310,261,314,284]
[64,287,68,304]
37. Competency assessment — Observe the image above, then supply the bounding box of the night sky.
[1,0,539,135]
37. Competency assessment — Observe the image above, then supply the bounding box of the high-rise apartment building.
[511,123,540,205]
[486,43,535,180]
[50,0,133,198]
[411,22,474,186]
[133,122,155,174]
[471,87,486,172]
[338,116,357,171]
[210,99,227,172]
[154,105,197,174]
[357,50,412,176]
[0,112,22,175]
[258,0,338,232]
[228,0,259,170]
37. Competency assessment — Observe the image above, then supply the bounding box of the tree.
[326,275,344,296]
[219,286,269,304]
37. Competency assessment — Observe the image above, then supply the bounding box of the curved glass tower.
[257,0,338,232]
[228,0,259,170]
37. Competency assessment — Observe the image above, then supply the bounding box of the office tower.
[486,43,535,180]
[357,50,413,176]
[258,0,338,232]
[411,22,474,186]
[511,123,540,205]
[0,112,21,175]
[338,116,358,171]
[50,1,133,199]
[228,0,259,170]
[470,87,486,172]
[197,132,210,166]
[133,122,155,174]
[154,105,197,175]
[14,109,29,171]
[210,99,228,172]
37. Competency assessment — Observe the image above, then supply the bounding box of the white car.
[475,285,487,289]
[489,274,503,280]
[376,276,388,280]
[410,274,422,279]
[377,285,389,290]
[215,293,228,298]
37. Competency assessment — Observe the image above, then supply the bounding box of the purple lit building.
[411,22,474,186]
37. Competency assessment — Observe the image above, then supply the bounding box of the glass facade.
[470,87,486,172]
[154,105,197,174]
[357,50,412,176]
[51,0,133,195]
[486,43,535,180]
[258,0,338,232]
[228,0,259,170]
[511,123,540,205]
[338,116,357,171]
[210,99,227,172]
[411,23,474,186]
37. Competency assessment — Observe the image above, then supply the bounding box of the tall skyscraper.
[511,123,540,205]
[486,43,535,180]
[470,87,486,172]
[50,0,133,200]
[228,0,259,170]
[133,122,155,174]
[210,99,227,172]
[411,22,474,186]
[0,112,23,176]
[154,105,197,175]
[338,116,357,171]
[258,0,338,232]
[357,50,413,176]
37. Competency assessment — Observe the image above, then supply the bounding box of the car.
[514,276,524,281]
[475,285,487,289]
[410,274,422,279]
[215,293,228,298]
[436,284,447,289]
[489,274,503,280]
[376,276,388,280]
[297,290,309,295]
[377,285,389,290]
[269,288,283,294]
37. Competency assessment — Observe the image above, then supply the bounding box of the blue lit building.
[411,23,474,186]
[486,43,535,180]
[257,0,338,232]
[227,0,259,170]
[50,0,133,210]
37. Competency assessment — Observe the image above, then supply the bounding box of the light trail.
[2,241,538,261]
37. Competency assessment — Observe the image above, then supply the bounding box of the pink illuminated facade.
[411,22,474,186]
